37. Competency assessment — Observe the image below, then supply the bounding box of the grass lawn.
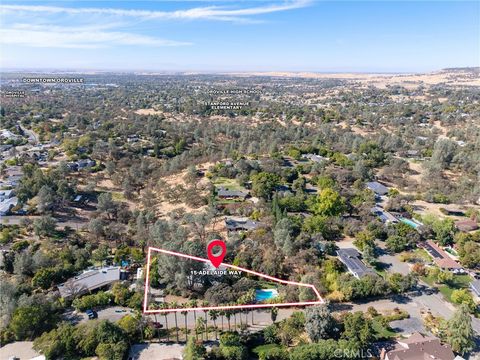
[412,248,432,263]
[212,177,245,191]
[421,274,471,303]
[373,265,388,278]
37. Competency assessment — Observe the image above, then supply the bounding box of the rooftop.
[423,240,462,270]
[58,266,120,298]
[337,248,376,279]
[217,187,248,198]
[366,181,389,195]
[382,332,456,360]
[454,219,479,232]
[225,217,259,231]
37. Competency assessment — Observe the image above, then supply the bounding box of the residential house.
[371,206,399,224]
[0,194,19,216]
[337,248,376,279]
[454,219,479,232]
[225,217,259,232]
[380,332,459,360]
[57,266,121,298]
[422,240,463,271]
[217,187,249,201]
[67,158,96,171]
[0,189,15,201]
[366,181,389,196]
[301,153,329,163]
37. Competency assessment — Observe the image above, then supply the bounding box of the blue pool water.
[400,218,422,229]
[255,289,278,302]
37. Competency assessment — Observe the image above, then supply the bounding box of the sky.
[0,0,479,72]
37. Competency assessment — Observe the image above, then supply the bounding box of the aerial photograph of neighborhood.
[0,1,479,360]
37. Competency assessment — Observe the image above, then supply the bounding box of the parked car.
[85,309,97,319]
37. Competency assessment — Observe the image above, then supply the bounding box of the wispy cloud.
[0,1,310,49]
[0,1,310,22]
[1,24,191,48]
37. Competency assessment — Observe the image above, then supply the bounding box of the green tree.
[451,289,477,313]
[95,341,129,360]
[385,235,408,253]
[445,305,475,355]
[32,267,58,289]
[118,314,141,342]
[33,216,56,237]
[183,337,206,360]
[305,304,338,342]
[309,188,346,217]
[219,332,248,360]
[9,304,58,340]
[251,172,281,200]
[341,312,374,349]
[33,323,77,360]
[353,230,375,252]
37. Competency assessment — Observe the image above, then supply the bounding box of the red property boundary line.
[143,246,324,314]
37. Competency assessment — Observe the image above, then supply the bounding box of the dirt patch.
[134,109,163,116]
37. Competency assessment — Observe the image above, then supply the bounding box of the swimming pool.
[400,217,422,229]
[255,289,278,302]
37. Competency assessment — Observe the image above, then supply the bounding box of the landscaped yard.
[421,274,471,303]
[212,177,245,191]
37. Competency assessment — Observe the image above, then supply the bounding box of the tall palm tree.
[247,289,256,325]
[225,310,232,331]
[202,301,209,341]
[171,301,180,342]
[151,303,161,342]
[233,307,237,330]
[189,299,198,340]
[219,310,225,331]
[271,307,278,324]
[196,317,206,341]
[209,310,219,340]
[161,302,170,342]
[181,305,189,342]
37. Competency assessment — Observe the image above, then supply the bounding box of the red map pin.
[207,239,226,268]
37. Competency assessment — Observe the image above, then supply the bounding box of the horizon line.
[1,66,479,76]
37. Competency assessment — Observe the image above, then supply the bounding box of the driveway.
[376,243,411,276]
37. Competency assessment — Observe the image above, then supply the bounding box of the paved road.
[19,124,39,144]
[79,289,479,336]
[1,215,88,230]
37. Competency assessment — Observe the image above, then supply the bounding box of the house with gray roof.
[366,181,389,196]
[371,206,398,224]
[0,196,18,216]
[57,266,121,298]
[301,153,329,163]
[225,217,259,232]
[217,187,249,200]
[337,248,376,279]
